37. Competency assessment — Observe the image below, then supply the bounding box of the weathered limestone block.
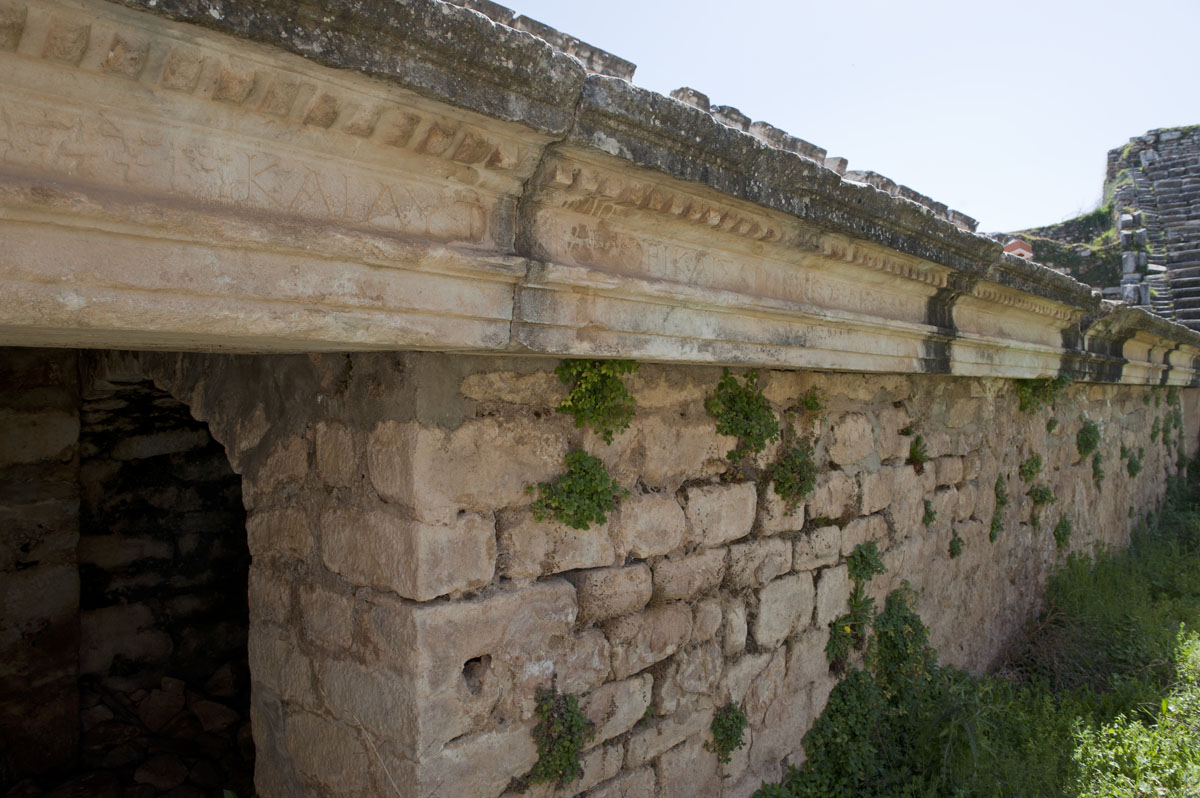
[653,547,726,601]
[588,767,656,798]
[298,583,354,650]
[638,415,733,489]
[744,649,786,726]
[605,603,693,679]
[841,513,887,555]
[786,625,832,692]
[656,641,722,714]
[610,491,686,559]
[285,710,372,795]
[409,721,539,798]
[683,482,756,546]
[249,631,316,709]
[935,456,964,486]
[314,421,357,487]
[792,525,840,571]
[930,487,957,530]
[320,505,496,601]
[876,405,911,462]
[367,418,566,523]
[723,599,748,656]
[828,412,874,465]
[723,652,771,705]
[890,464,931,537]
[246,508,313,560]
[692,598,722,643]
[859,468,893,515]
[566,564,652,624]
[583,673,652,747]
[364,580,577,750]
[956,481,978,521]
[498,511,614,579]
[625,701,714,768]
[814,564,850,627]
[253,436,310,493]
[459,370,564,407]
[727,538,792,588]
[754,572,814,648]
[807,470,858,520]
[757,481,805,534]
[655,736,720,798]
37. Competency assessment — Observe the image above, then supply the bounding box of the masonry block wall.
[56,349,1181,798]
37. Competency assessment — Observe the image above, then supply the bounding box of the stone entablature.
[1,0,1199,383]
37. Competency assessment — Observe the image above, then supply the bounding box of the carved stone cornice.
[0,0,1198,386]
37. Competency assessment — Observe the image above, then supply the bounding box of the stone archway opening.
[1,355,256,797]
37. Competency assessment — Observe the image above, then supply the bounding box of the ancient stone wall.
[56,349,1192,797]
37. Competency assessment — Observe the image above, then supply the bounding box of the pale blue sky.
[509,0,1199,233]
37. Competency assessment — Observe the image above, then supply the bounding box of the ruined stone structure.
[1015,125,1200,325]
[3,1,1200,796]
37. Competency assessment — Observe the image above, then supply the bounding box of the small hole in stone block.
[463,655,490,696]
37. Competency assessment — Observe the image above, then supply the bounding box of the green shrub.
[1093,453,1105,485]
[1030,483,1056,507]
[706,702,748,764]
[908,434,930,472]
[847,541,886,583]
[554,359,639,444]
[1020,453,1043,483]
[772,435,818,512]
[923,499,937,527]
[529,450,626,529]
[1047,417,1059,433]
[1152,416,1162,443]
[949,528,964,558]
[1016,375,1071,413]
[798,386,824,414]
[705,369,779,462]
[995,475,1009,509]
[1128,454,1143,477]
[527,685,594,784]
[989,513,1003,543]
[1077,419,1101,457]
[1167,385,1180,406]
[1053,516,1073,550]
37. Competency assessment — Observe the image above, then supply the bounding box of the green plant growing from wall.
[1046,417,1059,433]
[554,359,639,444]
[1076,419,1100,457]
[1093,453,1105,485]
[1029,483,1056,528]
[949,528,963,558]
[1019,453,1042,483]
[826,543,888,670]
[1127,454,1143,477]
[1151,416,1162,443]
[798,386,824,414]
[989,514,1003,543]
[707,702,748,764]
[1143,393,1152,406]
[1015,375,1070,413]
[1121,442,1131,461]
[705,368,779,462]
[529,450,626,530]
[923,499,937,527]
[1052,516,1073,550]
[772,420,819,512]
[908,435,930,474]
[1168,386,1180,406]
[527,684,595,784]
